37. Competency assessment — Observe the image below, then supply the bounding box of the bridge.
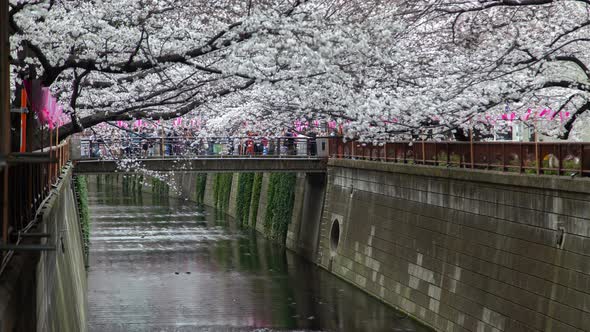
[74,157,327,173]
[71,136,330,173]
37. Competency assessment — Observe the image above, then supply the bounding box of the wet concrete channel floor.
[86,178,432,332]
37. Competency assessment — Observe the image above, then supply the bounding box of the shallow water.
[86,178,431,332]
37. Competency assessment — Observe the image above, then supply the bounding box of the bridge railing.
[71,136,590,177]
[1,139,71,273]
[73,136,326,159]
[329,139,590,177]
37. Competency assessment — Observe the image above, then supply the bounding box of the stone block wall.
[317,159,590,332]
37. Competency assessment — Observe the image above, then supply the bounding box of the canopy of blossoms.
[8,0,590,141]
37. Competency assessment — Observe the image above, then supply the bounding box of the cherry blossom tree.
[393,0,590,140]
[8,0,590,142]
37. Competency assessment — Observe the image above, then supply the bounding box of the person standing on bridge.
[285,129,296,155]
[140,128,150,158]
[245,134,255,155]
[307,130,317,156]
[261,136,269,155]
[148,128,158,157]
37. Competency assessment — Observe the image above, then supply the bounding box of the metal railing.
[329,139,590,177]
[1,139,71,274]
[73,136,590,177]
[74,136,323,159]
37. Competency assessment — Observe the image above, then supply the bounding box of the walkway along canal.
[85,175,431,332]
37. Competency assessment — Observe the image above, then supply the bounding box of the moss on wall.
[73,175,90,267]
[195,173,207,204]
[249,173,263,227]
[263,173,297,242]
[213,173,233,211]
[151,177,170,196]
[235,173,255,227]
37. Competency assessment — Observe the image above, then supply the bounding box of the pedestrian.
[307,130,317,156]
[285,129,296,155]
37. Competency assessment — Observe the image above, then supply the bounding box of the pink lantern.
[522,109,533,121]
[501,112,516,121]
[559,111,571,123]
[538,109,551,118]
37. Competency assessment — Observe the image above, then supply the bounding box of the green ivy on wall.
[195,173,207,204]
[73,175,90,268]
[249,173,263,227]
[213,173,233,211]
[151,177,170,196]
[235,173,255,227]
[264,173,297,242]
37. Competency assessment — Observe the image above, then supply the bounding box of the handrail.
[71,136,590,177]
[329,139,590,177]
[73,136,323,159]
[1,138,71,275]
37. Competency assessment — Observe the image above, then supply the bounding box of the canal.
[86,177,431,332]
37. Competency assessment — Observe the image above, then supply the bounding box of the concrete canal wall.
[102,160,590,332]
[0,165,87,332]
[318,159,590,332]
[164,171,326,262]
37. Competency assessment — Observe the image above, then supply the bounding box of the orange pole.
[20,89,27,152]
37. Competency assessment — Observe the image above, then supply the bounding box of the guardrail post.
[403,144,407,164]
[433,143,438,166]
[580,143,584,176]
[487,144,491,170]
[535,139,540,175]
[519,144,524,174]
[558,144,563,176]
[470,129,474,169]
[422,140,425,165]
[502,143,506,171]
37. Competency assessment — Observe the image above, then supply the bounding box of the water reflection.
[87,177,430,332]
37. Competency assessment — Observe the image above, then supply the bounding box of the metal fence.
[329,139,590,177]
[74,136,324,159]
[73,136,590,177]
[1,139,70,273]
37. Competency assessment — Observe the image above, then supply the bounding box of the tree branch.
[57,79,256,140]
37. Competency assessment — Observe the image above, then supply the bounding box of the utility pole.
[1,0,10,244]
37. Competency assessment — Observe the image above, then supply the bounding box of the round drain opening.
[330,219,340,256]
